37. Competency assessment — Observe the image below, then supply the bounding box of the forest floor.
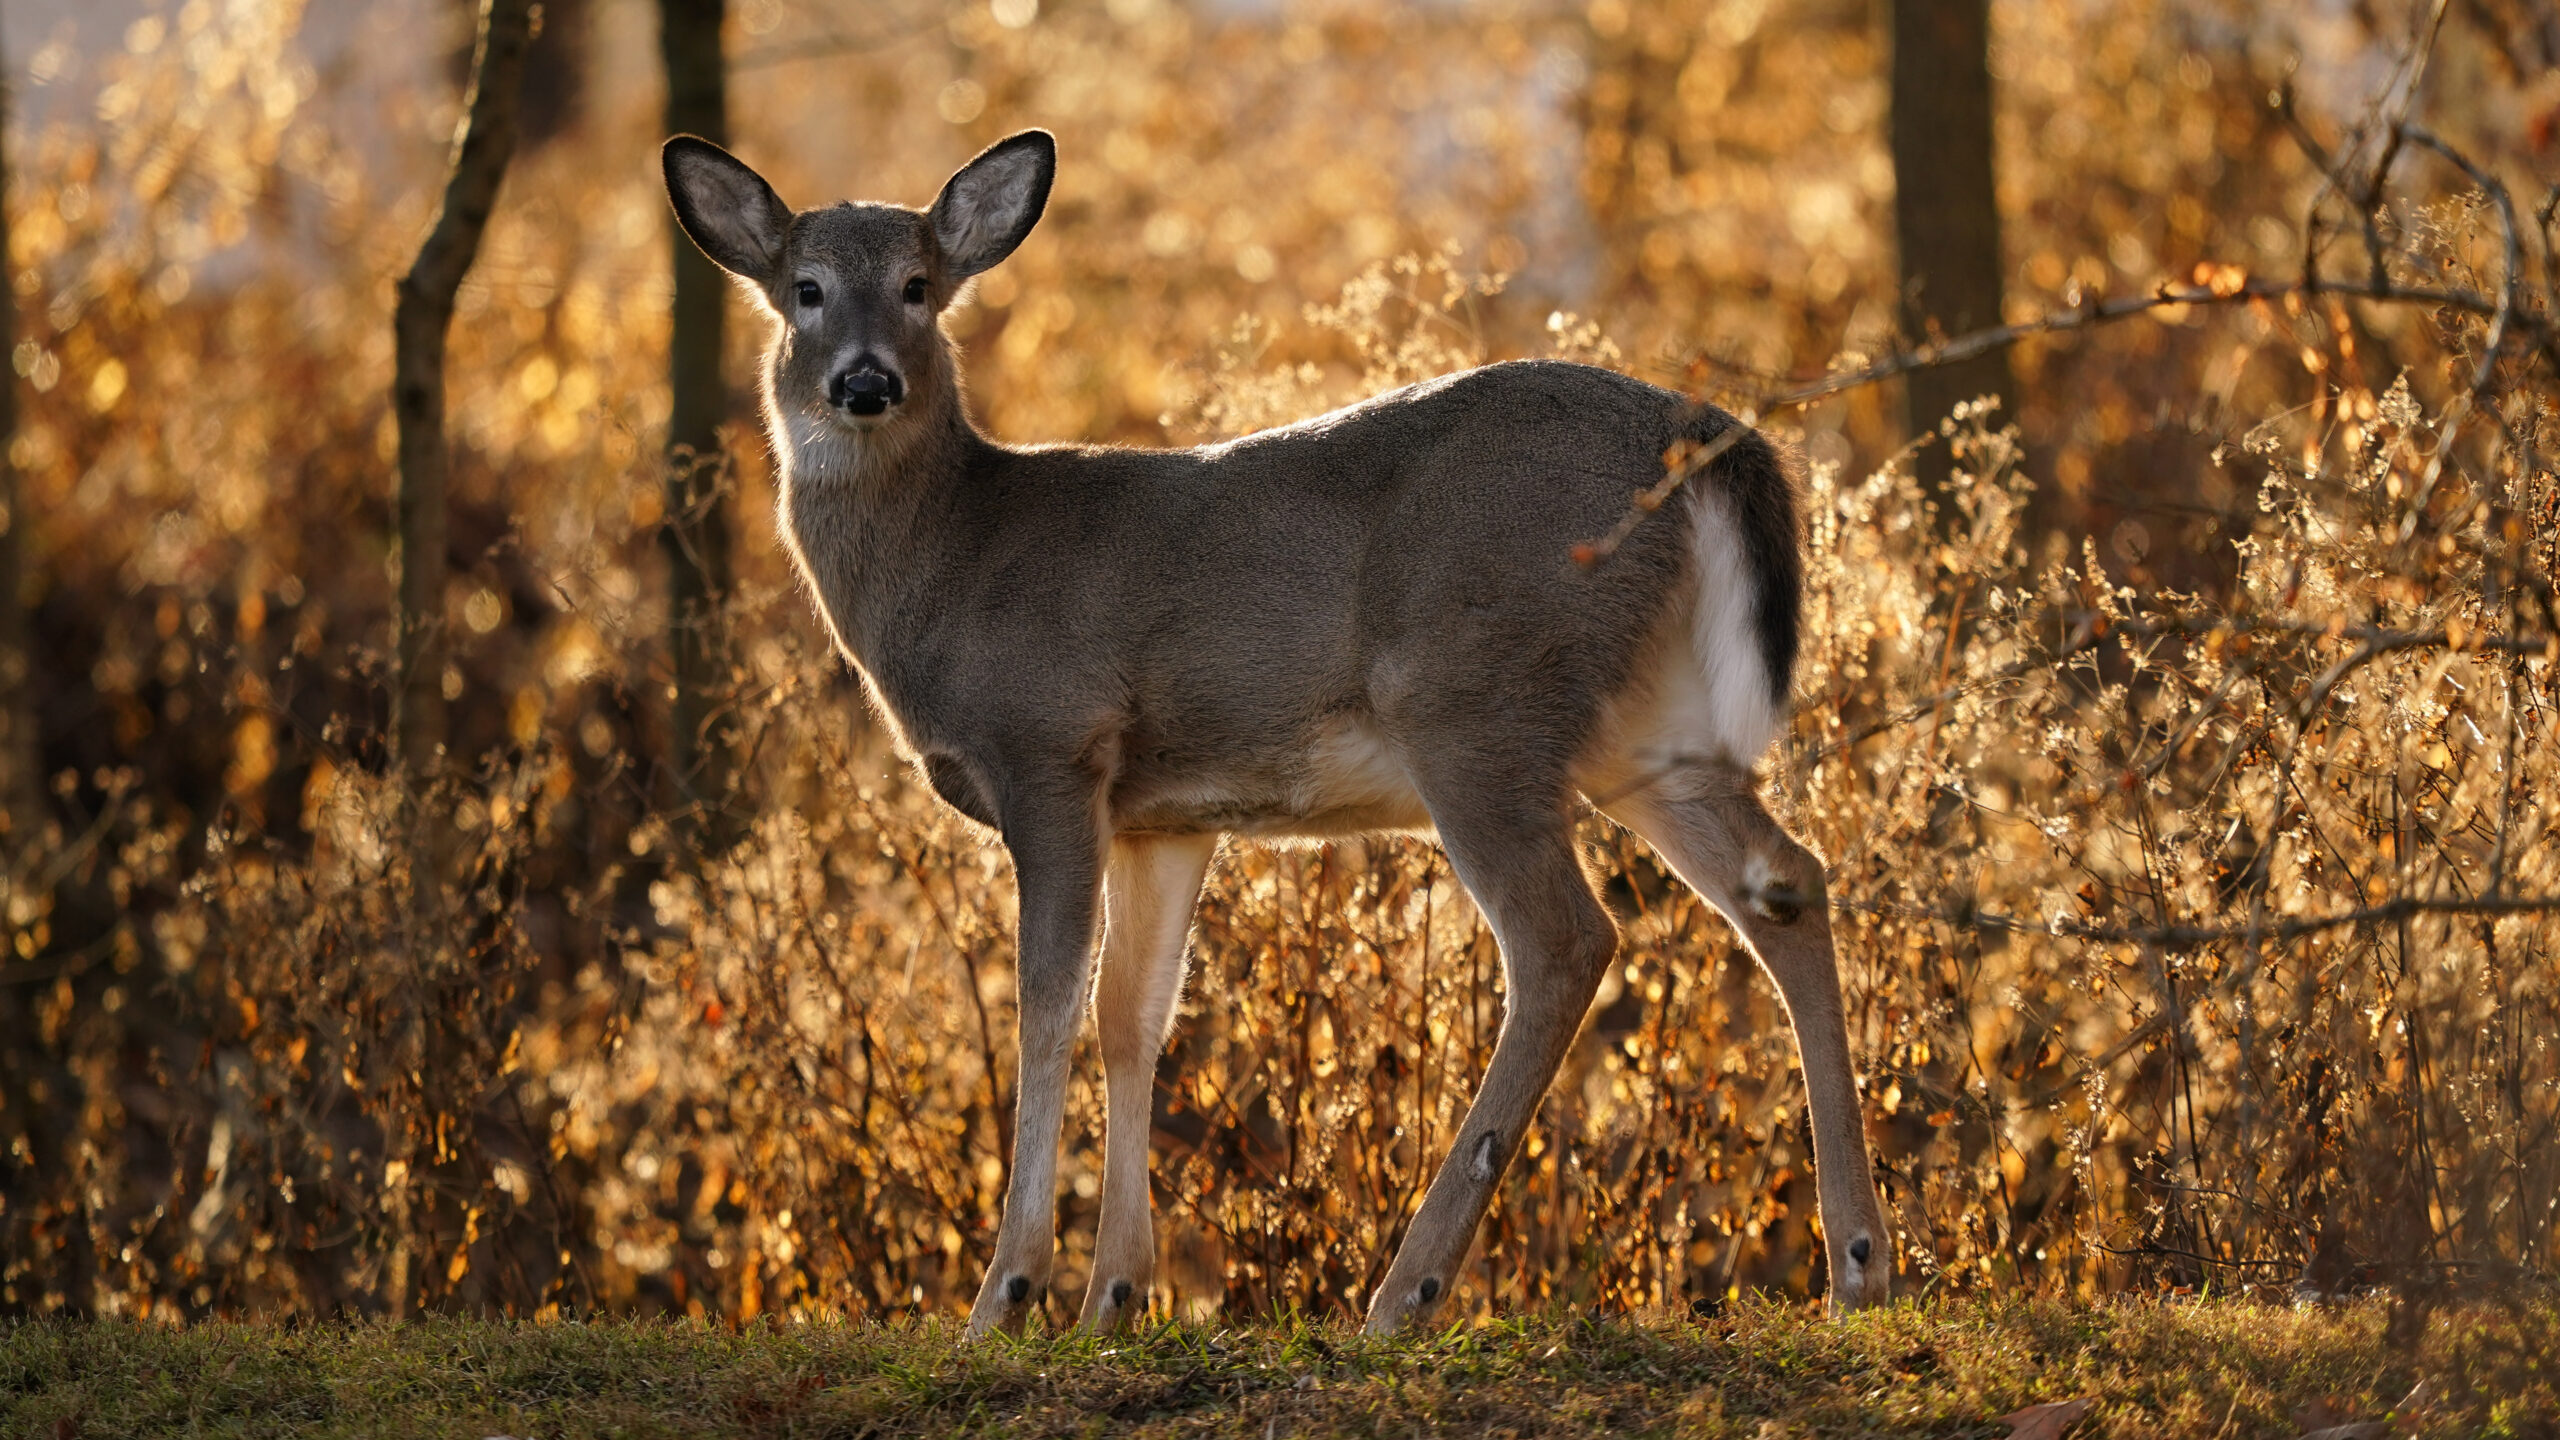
[4,1293,2554,1439]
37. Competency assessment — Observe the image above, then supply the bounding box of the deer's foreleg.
[967,790,1108,1338]
[1079,832,1216,1332]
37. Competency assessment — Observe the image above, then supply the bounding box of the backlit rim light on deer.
[662,128,1891,1336]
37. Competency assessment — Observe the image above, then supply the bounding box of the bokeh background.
[0,0,2554,1324]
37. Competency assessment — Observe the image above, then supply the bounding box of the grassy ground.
[4,1296,2555,1439]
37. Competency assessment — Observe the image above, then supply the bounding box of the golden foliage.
[0,0,2552,1324]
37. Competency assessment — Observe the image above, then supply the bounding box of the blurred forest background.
[0,0,2554,1327]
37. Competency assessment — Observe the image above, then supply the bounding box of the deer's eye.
[903,276,930,306]
[795,280,822,307]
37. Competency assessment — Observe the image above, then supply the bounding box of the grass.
[4,1295,2556,1439]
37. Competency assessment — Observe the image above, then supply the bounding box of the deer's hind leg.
[1079,832,1217,1332]
[1601,758,1891,1310]
[1364,780,1619,1334]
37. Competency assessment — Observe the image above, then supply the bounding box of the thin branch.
[1808,610,2555,763]
[0,38,35,822]
[393,0,536,774]
[1571,422,1751,566]
[729,14,946,71]
[2400,125,2532,413]
[1768,273,2518,411]
[1807,653,2057,763]
[1579,86,2553,572]
[1838,892,2560,949]
[1573,269,2531,566]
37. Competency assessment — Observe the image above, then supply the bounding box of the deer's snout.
[829,360,905,418]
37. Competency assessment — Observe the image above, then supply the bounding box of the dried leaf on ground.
[2290,1379,2435,1440]
[1999,1396,2096,1440]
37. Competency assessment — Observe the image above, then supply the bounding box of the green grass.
[4,1296,2555,1438]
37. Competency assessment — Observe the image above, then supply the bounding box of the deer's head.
[663,131,1055,439]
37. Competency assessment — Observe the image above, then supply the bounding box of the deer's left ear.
[929,130,1056,281]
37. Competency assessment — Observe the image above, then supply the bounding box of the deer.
[661,128,1891,1338]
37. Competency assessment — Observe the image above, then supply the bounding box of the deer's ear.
[929,131,1055,281]
[664,136,793,281]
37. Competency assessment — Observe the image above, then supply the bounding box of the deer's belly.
[1111,714,1434,839]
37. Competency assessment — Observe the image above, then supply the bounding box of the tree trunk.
[393,0,535,777]
[0,44,32,830]
[658,0,736,831]
[1887,0,2015,510]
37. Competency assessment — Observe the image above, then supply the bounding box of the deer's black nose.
[829,362,904,417]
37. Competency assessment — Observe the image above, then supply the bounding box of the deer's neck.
[774,394,982,670]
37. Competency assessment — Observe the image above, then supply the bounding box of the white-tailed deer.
[663,130,1890,1335]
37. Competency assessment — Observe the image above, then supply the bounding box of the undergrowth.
[1,0,2554,1333]
[6,1295,2557,1439]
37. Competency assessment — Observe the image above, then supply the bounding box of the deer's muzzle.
[830,364,904,417]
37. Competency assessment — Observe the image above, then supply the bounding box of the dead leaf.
[1998,1396,2095,1440]
[2288,1379,2435,1440]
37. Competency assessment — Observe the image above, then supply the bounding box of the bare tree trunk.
[658,0,736,831]
[1887,0,2016,511]
[0,41,35,828]
[393,0,535,777]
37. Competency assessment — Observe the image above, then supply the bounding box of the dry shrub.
[0,0,2553,1324]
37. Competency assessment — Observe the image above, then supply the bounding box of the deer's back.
[877,360,1776,836]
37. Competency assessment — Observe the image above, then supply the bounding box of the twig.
[1580,85,2552,569]
[1573,269,2533,566]
[1808,610,2555,763]
[2399,126,2527,406]
[729,12,946,71]
[393,0,535,773]
[2086,1238,2298,1271]
[1771,274,2523,411]
[1572,422,1751,566]
[1836,892,2560,949]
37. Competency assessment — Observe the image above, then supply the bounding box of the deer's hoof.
[1362,1274,1446,1335]
[1080,1276,1145,1332]
[1826,1232,1892,1313]
[966,1271,1042,1338]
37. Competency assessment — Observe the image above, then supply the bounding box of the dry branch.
[1772,272,2525,409]
[0,45,31,821]
[1843,893,2560,951]
[392,0,536,775]
[1574,259,2535,569]
[1580,111,2550,567]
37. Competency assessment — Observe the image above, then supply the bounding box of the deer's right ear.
[663,136,792,282]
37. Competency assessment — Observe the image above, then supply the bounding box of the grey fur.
[661,131,1892,1336]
